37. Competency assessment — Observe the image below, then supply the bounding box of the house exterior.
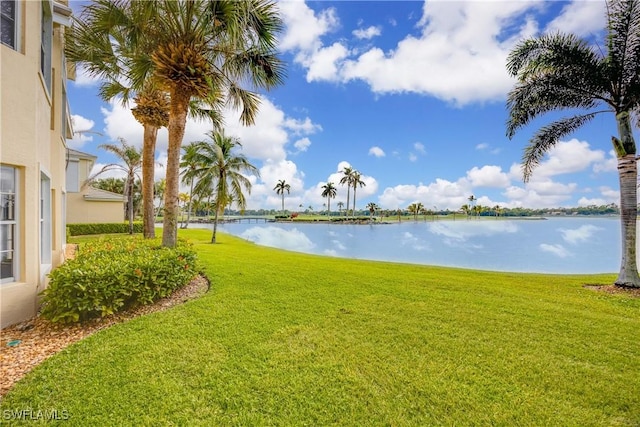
[1,0,73,328]
[65,148,125,224]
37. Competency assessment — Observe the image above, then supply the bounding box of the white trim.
[1,165,20,284]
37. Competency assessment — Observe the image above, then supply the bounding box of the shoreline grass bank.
[1,229,638,425]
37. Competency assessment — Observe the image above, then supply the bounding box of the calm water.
[202,217,621,274]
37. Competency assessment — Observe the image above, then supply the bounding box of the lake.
[198,217,621,274]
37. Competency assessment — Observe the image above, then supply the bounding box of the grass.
[1,229,639,426]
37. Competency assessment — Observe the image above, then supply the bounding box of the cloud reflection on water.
[241,226,315,251]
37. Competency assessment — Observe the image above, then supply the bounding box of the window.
[1,0,16,49]
[40,173,51,264]
[41,0,53,93]
[1,166,18,283]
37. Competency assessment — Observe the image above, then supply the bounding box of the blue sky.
[67,0,628,212]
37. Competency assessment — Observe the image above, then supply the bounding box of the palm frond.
[522,113,597,181]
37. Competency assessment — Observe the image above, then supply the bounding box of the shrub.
[67,222,144,236]
[40,238,199,324]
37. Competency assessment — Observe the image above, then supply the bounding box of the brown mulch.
[583,284,640,297]
[0,245,210,398]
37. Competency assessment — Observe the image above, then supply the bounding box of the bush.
[40,238,199,324]
[67,222,144,236]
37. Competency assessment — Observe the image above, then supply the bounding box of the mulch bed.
[583,284,640,297]
[0,273,209,399]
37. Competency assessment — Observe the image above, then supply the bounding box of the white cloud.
[539,243,571,258]
[353,25,382,40]
[476,143,489,150]
[369,146,386,157]
[68,114,97,149]
[559,224,602,245]
[409,153,418,162]
[466,165,510,188]
[545,1,606,37]
[513,139,606,179]
[240,226,315,252]
[378,178,470,210]
[593,150,617,174]
[413,142,426,154]
[279,2,339,52]
[305,42,350,82]
[71,65,101,87]
[293,137,312,153]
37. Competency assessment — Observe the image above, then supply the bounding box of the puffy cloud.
[476,143,489,150]
[466,165,510,188]
[378,178,470,210]
[278,2,339,52]
[593,150,617,174]
[353,26,381,40]
[369,146,386,157]
[545,1,606,37]
[68,114,97,149]
[305,42,350,82]
[518,139,606,179]
[408,153,418,162]
[293,137,312,153]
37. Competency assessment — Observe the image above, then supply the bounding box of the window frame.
[1,165,20,284]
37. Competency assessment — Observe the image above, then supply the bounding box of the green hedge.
[67,222,144,236]
[40,238,199,324]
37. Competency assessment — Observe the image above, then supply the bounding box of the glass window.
[1,0,16,49]
[1,165,18,282]
[41,173,51,264]
[41,0,52,92]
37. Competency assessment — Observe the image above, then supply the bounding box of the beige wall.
[67,194,125,224]
[1,1,70,328]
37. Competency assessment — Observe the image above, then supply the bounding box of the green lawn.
[1,229,639,426]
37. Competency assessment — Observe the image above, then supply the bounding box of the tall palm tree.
[506,0,640,287]
[407,203,420,221]
[190,131,259,243]
[154,178,166,222]
[179,142,203,229]
[339,166,354,217]
[351,171,366,217]
[91,138,142,234]
[366,202,379,221]
[66,2,172,239]
[274,179,291,214]
[321,182,337,216]
[70,0,284,248]
[337,201,344,216]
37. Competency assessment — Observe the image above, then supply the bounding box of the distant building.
[66,149,124,224]
[1,0,73,328]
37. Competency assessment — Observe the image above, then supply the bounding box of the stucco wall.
[67,193,125,224]
[1,1,70,328]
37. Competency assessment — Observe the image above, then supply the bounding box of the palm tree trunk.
[614,114,640,288]
[211,204,220,244]
[184,179,194,229]
[281,193,285,214]
[345,187,350,218]
[127,172,134,234]
[327,198,330,217]
[353,187,357,218]
[162,89,190,248]
[142,124,158,239]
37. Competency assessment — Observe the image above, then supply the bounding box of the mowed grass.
[2,229,639,426]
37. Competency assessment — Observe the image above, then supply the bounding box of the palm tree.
[66,3,173,239]
[91,138,142,234]
[339,166,354,217]
[366,202,379,221]
[351,171,366,218]
[70,1,284,248]
[407,203,420,221]
[467,195,477,218]
[179,142,202,229]
[460,204,471,218]
[274,180,291,214]
[154,178,166,222]
[494,205,502,218]
[337,201,344,216]
[190,131,259,243]
[506,0,640,287]
[321,182,337,216]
